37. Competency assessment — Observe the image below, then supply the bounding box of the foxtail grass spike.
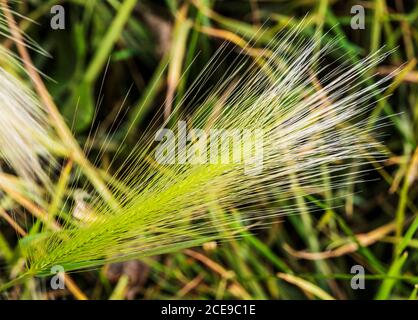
[0,23,394,276]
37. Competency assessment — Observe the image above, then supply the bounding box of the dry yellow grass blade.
[284,221,398,260]
[277,273,335,300]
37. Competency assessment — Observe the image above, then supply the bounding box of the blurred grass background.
[0,0,418,300]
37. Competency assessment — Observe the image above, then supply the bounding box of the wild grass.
[0,0,417,300]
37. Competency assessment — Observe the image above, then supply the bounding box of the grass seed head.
[24,27,393,275]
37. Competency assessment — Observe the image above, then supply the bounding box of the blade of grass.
[277,273,335,300]
[375,252,408,299]
[84,0,138,83]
